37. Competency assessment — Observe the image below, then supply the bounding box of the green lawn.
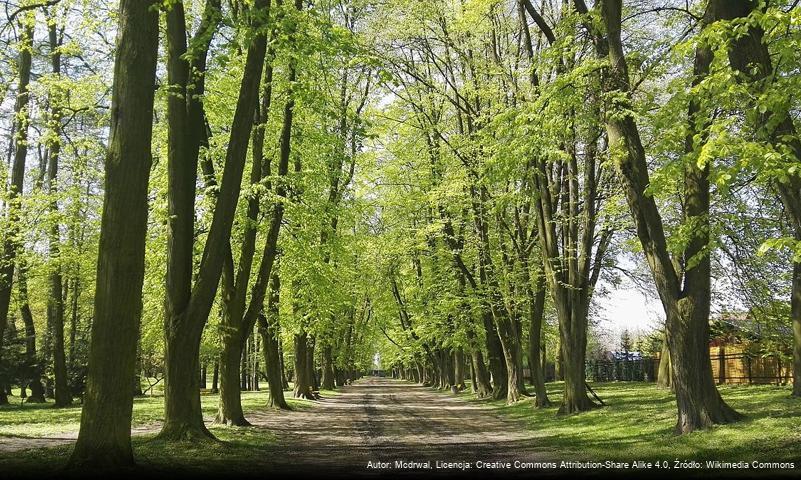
[451,381,801,463]
[0,387,316,438]
[0,387,328,476]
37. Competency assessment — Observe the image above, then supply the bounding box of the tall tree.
[45,9,71,408]
[67,0,160,467]
[589,0,741,432]
[159,0,269,440]
[216,0,300,422]
[0,15,34,406]
[714,0,801,398]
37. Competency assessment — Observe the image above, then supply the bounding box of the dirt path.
[250,377,554,475]
[1,377,555,476]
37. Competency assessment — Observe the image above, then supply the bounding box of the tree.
[159,0,269,440]
[0,13,34,406]
[67,0,160,467]
[589,0,741,432]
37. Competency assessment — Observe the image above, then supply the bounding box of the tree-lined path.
[1,377,553,475]
[1,0,800,476]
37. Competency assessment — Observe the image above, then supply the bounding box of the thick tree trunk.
[216,333,250,425]
[260,314,289,409]
[160,327,213,440]
[669,299,741,432]
[160,0,266,441]
[321,345,335,390]
[526,273,551,407]
[0,20,34,408]
[657,337,672,390]
[470,349,492,398]
[18,269,45,403]
[556,305,595,414]
[596,0,740,432]
[68,0,159,467]
[453,349,465,391]
[293,332,315,399]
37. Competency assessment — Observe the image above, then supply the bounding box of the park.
[0,0,799,477]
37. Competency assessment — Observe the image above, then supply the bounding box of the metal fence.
[585,358,658,382]
[580,352,793,385]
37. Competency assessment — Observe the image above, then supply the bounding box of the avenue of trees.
[0,0,798,471]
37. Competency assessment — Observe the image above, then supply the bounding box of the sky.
[596,285,664,340]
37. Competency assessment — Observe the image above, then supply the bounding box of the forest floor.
[0,378,799,478]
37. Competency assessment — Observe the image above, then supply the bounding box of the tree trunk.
[216,332,250,425]
[526,272,551,407]
[279,340,289,390]
[293,332,314,399]
[161,329,212,440]
[470,349,492,398]
[657,336,673,390]
[160,0,267,441]
[321,345,335,390]
[556,304,595,414]
[0,19,34,408]
[259,271,289,409]
[669,298,741,432]
[68,0,159,468]
[595,0,740,432]
[18,268,45,403]
[453,349,465,390]
[307,335,318,391]
[252,333,260,391]
[43,19,71,409]
[241,341,249,391]
[211,361,219,394]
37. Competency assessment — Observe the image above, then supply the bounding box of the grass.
[0,386,318,438]
[2,379,798,475]
[449,381,801,463]
[0,385,330,476]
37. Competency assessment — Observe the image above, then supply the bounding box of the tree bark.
[211,361,219,394]
[657,335,672,390]
[160,0,268,440]
[453,349,465,391]
[0,18,34,407]
[526,271,551,407]
[293,332,315,399]
[18,266,45,402]
[259,271,289,409]
[321,345,335,390]
[470,349,492,397]
[68,0,159,467]
[593,0,740,432]
[43,18,71,409]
